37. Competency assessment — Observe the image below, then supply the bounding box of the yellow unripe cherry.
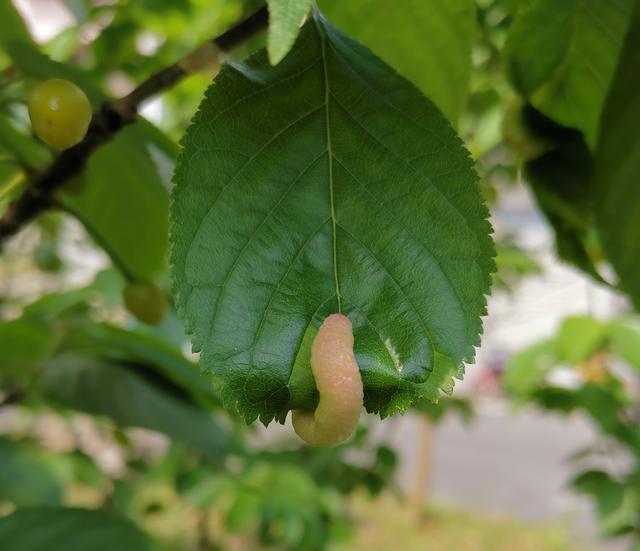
[123,281,167,326]
[28,79,92,150]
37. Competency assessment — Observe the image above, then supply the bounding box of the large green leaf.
[504,0,633,147]
[593,1,640,310]
[59,127,170,280]
[43,356,227,461]
[319,0,475,124]
[267,0,313,65]
[0,508,152,551]
[171,12,494,424]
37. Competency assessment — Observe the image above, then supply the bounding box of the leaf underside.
[318,0,476,125]
[505,0,633,147]
[267,0,313,65]
[593,1,640,310]
[170,12,494,424]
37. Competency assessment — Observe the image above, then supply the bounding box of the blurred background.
[1,0,639,549]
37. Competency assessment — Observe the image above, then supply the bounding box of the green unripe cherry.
[28,79,92,150]
[123,281,167,326]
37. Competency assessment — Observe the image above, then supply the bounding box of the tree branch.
[0,6,269,245]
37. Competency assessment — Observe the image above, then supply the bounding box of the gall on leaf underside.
[170,10,495,424]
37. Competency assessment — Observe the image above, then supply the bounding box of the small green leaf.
[0,507,152,551]
[171,12,495,424]
[592,1,640,310]
[0,114,51,171]
[267,0,313,65]
[555,316,605,364]
[43,356,228,462]
[505,0,633,146]
[319,0,476,124]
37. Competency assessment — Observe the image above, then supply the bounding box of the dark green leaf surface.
[593,1,640,310]
[58,323,218,409]
[171,12,494,423]
[505,0,633,146]
[43,356,227,461]
[267,0,313,65]
[0,508,152,551]
[319,0,475,124]
[520,104,604,283]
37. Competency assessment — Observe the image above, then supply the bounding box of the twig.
[0,6,269,246]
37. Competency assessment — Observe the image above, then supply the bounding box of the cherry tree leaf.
[505,0,633,147]
[593,1,640,310]
[170,11,494,424]
[319,0,476,125]
[267,0,313,65]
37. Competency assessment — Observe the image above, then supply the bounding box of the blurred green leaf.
[6,46,103,108]
[521,105,605,283]
[414,396,474,424]
[59,127,170,281]
[573,470,637,536]
[319,0,476,124]
[0,3,36,52]
[0,507,152,550]
[493,244,542,291]
[0,319,57,379]
[608,320,640,371]
[43,356,227,462]
[504,0,633,146]
[575,384,640,452]
[0,438,62,507]
[267,0,312,65]
[0,114,50,171]
[592,1,640,311]
[503,339,556,398]
[555,316,605,364]
[58,323,218,409]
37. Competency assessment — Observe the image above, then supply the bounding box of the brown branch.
[0,6,269,245]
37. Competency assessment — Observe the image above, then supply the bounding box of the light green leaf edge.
[267,0,313,65]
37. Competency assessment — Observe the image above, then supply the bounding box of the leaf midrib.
[316,13,343,313]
